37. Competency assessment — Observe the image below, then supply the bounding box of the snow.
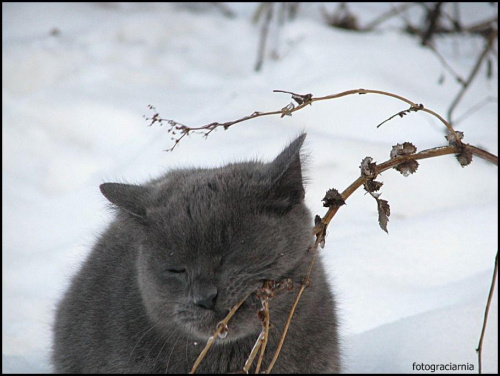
[2,2,498,373]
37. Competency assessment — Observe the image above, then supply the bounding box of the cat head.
[100,134,313,341]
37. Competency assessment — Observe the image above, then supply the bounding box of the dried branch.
[362,3,415,32]
[421,2,444,46]
[254,3,274,72]
[312,143,498,237]
[210,2,236,19]
[265,254,316,374]
[147,88,469,152]
[255,299,270,374]
[242,332,263,373]
[476,251,498,374]
[321,3,359,31]
[422,40,466,86]
[454,96,497,126]
[189,294,249,374]
[447,28,498,124]
[376,104,424,128]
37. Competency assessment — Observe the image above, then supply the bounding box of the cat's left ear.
[100,183,152,219]
[266,133,306,210]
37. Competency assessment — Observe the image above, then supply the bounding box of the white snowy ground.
[2,3,498,373]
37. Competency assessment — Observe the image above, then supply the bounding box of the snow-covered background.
[2,2,498,373]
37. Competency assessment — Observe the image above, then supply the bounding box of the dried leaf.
[360,157,376,179]
[322,188,345,208]
[456,146,473,167]
[319,238,325,249]
[445,131,464,146]
[390,142,417,159]
[292,93,312,105]
[394,160,419,177]
[376,197,390,233]
[365,180,383,193]
[315,215,327,249]
[314,215,321,227]
[280,102,295,118]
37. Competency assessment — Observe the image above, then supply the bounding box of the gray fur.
[52,134,341,373]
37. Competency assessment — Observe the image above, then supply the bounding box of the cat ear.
[99,183,151,219]
[265,133,306,210]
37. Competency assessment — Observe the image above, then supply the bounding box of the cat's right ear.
[100,183,151,219]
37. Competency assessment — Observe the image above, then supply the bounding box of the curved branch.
[148,88,466,151]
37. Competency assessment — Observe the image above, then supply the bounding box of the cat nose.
[194,288,218,310]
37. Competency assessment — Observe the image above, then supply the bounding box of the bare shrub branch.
[476,252,499,374]
[447,28,498,124]
[147,88,482,154]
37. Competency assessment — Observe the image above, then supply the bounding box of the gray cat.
[52,134,341,373]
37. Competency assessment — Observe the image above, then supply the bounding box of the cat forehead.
[152,162,266,194]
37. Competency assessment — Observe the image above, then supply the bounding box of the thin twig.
[362,3,415,31]
[422,40,466,85]
[255,3,274,72]
[454,96,497,126]
[242,332,264,373]
[467,145,499,166]
[476,251,498,374]
[421,2,443,46]
[255,299,270,374]
[149,88,468,151]
[189,294,249,374]
[313,144,499,236]
[265,236,321,374]
[376,104,424,128]
[447,29,498,124]
[264,283,306,373]
[211,2,236,18]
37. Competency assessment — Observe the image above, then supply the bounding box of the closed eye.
[166,267,186,274]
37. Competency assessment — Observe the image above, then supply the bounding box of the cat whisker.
[144,326,180,373]
[127,322,157,365]
[165,330,183,374]
[185,336,190,373]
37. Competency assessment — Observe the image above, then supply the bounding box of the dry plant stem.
[423,40,465,84]
[255,299,270,374]
[155,88,468,151]
[468,145,499,166]
[189,294,249,374]
[255,3,274,72]
[314,144,499,236]
[265,237,321,374]
[264,145,498,371]
[242,332,264,373]
[454,96,497,126]
[317,89,460,141]
[264,284,307,374]
[362,3,415,31]
[476,251,498,374]
[447,29,497,124]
